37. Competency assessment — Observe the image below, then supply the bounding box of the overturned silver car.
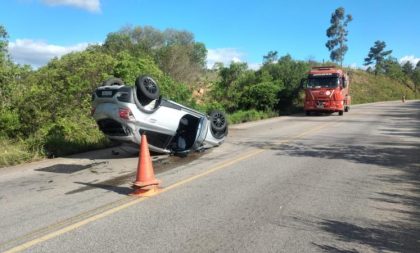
[91,76,228,155]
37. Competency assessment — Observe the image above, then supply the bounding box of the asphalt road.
[1,101,419,253]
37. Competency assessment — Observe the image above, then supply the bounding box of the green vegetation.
[350,69,418,104]
[0,22,419,168]
[228,110,277,124]
[0,138,35,167]
[0,25,198,166]
[364,41,393,75]
[211,55,310,114]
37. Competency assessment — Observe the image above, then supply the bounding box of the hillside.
[349,69,419,104]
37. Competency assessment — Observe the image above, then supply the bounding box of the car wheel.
[339,110,344,116]
[305,111,310,116]
[103,77,124,86]
[210,110,227,132]
[344,106,350,112]
[135,76,160,103]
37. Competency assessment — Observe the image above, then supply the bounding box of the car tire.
[305,111,310,116]
[135,76,160,103]
[344,106,350,112]
[103,77,124,86]
[339,110,344,116]
[210,110,227,132]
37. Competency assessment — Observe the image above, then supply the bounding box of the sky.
[1,0,419,69]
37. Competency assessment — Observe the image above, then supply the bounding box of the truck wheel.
[135,76,160,103]
[305,111,311,116]
[339,111,344,116]
[344,106,350,112]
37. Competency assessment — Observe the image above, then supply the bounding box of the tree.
[325,7,352,66]
[103,32,134,55]
[412,68,420,96]
[383,57,405,82]
[211,62,253,112]
[113,51,163,84]
[411,61,420,96]
[402,61,414,75]
[364,40,392,75]
[190,42,207,68]
[0,25,8,60]
[106,25,207,85]
[263,51,278,65]
[163,29,194,45]
[156,43,203,84]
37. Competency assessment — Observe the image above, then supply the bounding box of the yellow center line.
[4,121,336,253]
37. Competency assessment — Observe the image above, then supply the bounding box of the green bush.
[113,51,163,84]
[228,110,277,124]
[193,100,225,114]
[241,81,281,111]
[158,75,194,106]
[0,109,21,138]
[26,115,110,157]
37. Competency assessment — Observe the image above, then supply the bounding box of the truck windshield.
[307,77,339,88]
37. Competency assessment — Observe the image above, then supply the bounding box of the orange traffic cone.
[131,134,161,196]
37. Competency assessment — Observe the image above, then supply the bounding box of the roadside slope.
[349,69,418,104]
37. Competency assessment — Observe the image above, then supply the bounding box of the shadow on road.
[35,161,108,174]
[277,142,420,252]
[63,150,208,195]
[67,181,133,195]
[314,219,420,253]
[312,243,359,253]
[311,102,420,252]
[235,101,420,252]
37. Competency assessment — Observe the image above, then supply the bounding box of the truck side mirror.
[342,78,347,88]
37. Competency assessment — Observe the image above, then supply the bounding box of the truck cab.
[302,66,350,116]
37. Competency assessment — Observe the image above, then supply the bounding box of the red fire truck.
[302,66,350,116]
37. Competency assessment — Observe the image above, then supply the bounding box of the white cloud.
[248,63,262,70]
[206,48,244,69]
[347,63,369,70]
[8,39,91,68]
[399,55,420,66]
[348,63,358,69]
[42,0,100,12]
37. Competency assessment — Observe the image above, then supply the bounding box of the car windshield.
[307,76,339,88]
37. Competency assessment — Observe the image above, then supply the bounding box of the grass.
[0,133,112,168]
[350,69,419,104]
[0,138,37,168]
[228,110,277,124]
